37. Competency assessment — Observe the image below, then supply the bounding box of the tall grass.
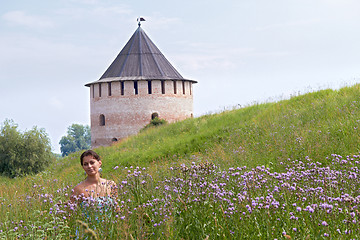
[1,84,360,239]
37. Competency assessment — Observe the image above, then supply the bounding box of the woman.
[70,150,117,239]
[71,150,116,203]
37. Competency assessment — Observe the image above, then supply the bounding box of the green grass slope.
[99,84,360,165]
[41,84,360,185]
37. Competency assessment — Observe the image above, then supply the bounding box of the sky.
[1,0,360,153]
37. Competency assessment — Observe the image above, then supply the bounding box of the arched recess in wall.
[112,138,118,142]
[151,112,159,120]
[99,114,105,126]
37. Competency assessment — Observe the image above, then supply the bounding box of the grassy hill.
[1,84,360,239]
[54,84,360,180]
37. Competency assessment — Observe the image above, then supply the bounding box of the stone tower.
[85,24,197,148]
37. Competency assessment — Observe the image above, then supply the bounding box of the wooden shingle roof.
[86,26,196,86]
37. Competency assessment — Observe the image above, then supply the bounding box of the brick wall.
[89,79,194,148]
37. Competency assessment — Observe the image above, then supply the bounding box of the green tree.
[59,124,91,156]
[0,119,53,178]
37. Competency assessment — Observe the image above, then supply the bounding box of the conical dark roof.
[86,26,195,86]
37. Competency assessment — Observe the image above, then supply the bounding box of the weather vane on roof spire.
[137,17,146,27]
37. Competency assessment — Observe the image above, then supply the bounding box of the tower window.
[99,114,105,126]
[92,85,95,98]
[190,82,192,95]
[161,81,165,94]
[151,112,159,120]
[148,80,152,94]
[173,80,177,94]
[108,82,112,96]
[120,81,124,95]
[99,83,102,97]
[182,81,185,95]
[134,81,138,95]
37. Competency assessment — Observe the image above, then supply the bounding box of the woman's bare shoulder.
[73,181,86,194]
[71,181,86,202]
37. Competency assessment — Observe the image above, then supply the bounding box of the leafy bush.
[141,117,167,131]
[0,119,53,178]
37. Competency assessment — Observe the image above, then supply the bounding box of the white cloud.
[69,0,99,4]
[255,19,322,31]
[320,0,357,5]
[316,0,360,20]
[173,49,249,72]
[55,5,132,20]
[171,43,260,71]
[48,97,64,110]
[143,15,182,29]
[2,11,54,28]
[174,53,236,71]
[92,6,133,15]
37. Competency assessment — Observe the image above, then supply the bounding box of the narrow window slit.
[134,81,138,95]
[161,81,165,94]
[108,82,112,96]
[148,81,152,94]
[120,81,124,95]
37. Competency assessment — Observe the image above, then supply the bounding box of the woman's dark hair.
[80,150,101,165]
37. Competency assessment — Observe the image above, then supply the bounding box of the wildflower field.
[1,85,360,239]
